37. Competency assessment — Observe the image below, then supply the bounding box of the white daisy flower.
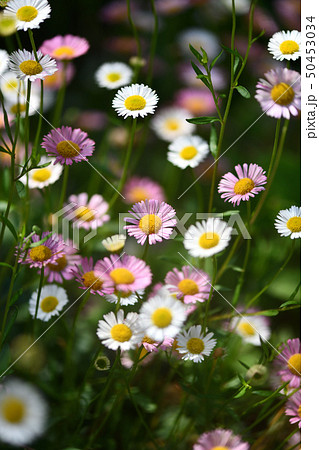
[5,87,40,117]
[112,83,159,119]
[0,49,9,75]
[97,310,143,351]
[105,289,144,307]
[168,134,209,169]
[102,234,126,252]
[274,205,301,239]
[29,284,69,321]
[176,325,217,362]
[0,12,17,37]
[0,70,26,102]
[139,292,187,341]
[151,107,195,142]
[184,217,233,258]
[95,62,133,90]
[178,28,219,59]
[3,0,51,31]
[0,379,47,446]
[230,315,271,346]
[268,30,301,61]
[8,49,57,82]
[20,157,63,189]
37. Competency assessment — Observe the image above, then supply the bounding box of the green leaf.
[221,45,243,61]
[10,288,23,306]
[228,265,244,273]
[200,46,208,64]
[238,360,250,370]
[16,180,26,198]
[209,49,224,70]
[235,85,251,99]
[251,29,265,44]
[234,55,241,73]
[2,306,18,344]
[191,61,204,76]
[254,309,279,317]
[0,262,13,270]
[186,116,221,125]
[189,44,202,62]
[0,215,18,241]
[279,282,301,308]
[209,124,218,158]
[0,146,11,155]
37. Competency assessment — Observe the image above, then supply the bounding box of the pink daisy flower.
[123,176,165,204]
[42,61,75,90]
[95,254,152,294]
[255,68,301,119]
[193,428,249,450]
[218,163,267,206]
[285,390,301,428]
[165,266,211,304]
[43,237,80,283]
[18,232,65,269]
[124,199,177,245]
[41,126,95,165]
[72,257,112,296]
[66,193,110,230]
[40,35,89,61]
[274,338,301,389]
[175,88,217,116]
[141,336,174,353]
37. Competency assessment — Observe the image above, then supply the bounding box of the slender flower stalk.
[32,265,45,336]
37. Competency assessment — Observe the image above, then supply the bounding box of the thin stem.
[146,0,158,85]
[268,118,281,176]
[28,29,39,61]
[108,117,137,209]
[32,265,45,336]
[202,256,217,332]
[52,62,67,127]
[127,0,141,58]
[141,239,149,261]
[33,80,44,153]
[58,164,69,210]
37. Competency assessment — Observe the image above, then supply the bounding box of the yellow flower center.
[32,168,52,182]
[107,72,121,82]
[139,214,162,234]
[0,17,17,36]
[298,404,301,417]
[5,80,18,91]
[48,255,67,271]
[19,60,43,76]
[75,206,95,222]
[211,447,230,450]
[179,145,198,160]
[234,177,255,195]
[130,187,148,203]
[10,103,26,114]
[29,245,52,262]
[287,353,301,376]
[124,95,146,111]
[178,279,199,296]
[238,321,255,336]
[151,307,172,328]
[40,295,59,313]
[52,46,76,58]
[56,140,80,158]
[286,216,301,233]
[165,119,179,131]
[1,397,26,423]
[110,323,132,342]
[142,335,156,345]
[279,40,299,55]
[110,268,135,285]
[186,337,205,354]
[82,271,103,290]
[198,232,220,249]
[271,82,295,106]
[16,6,38,22]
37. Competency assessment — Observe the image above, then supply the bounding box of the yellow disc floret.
[110,324,132,342]
[82,271,103,290]
[186,337,204,354]
[286,216,301,233]
[238,321,256,336]
[48,255,67,272]
[178,279,199,296]
[124,95,146,111]
[40,296,59,313]
[130,187,148,203]
[1,397,26,423]
[211,447,230,450]
[107,72,121,82]
[280,40,299,55]
[139,214,162,234]
[19,60,43,76]
[29,245,52,262]
[151,307,172,328]
[234,178,255,195]
[56,140,80,158]
[179,145,198,160]
[32,168,52,182]
[16,6,38,22]
[165,119,179,131]
[52,46,75,59]
[75,206,95,222]
[110,268,135,285]
[287,353,301,376]
[198,232,220,249]
[271,83,295,106]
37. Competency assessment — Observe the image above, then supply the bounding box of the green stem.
[33,80,43,154]
[268,118,281,176]
[127,0,142,58]
[146,0,158,85]
[58,164,69,210]
[28,29,39,61]
[141,239,149,261]
[202,256,217,332]
[245,240,296,309]
[52,62,67,127]
[32,265,45,337]
[23,80,31,228]
[108,117,137,209]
